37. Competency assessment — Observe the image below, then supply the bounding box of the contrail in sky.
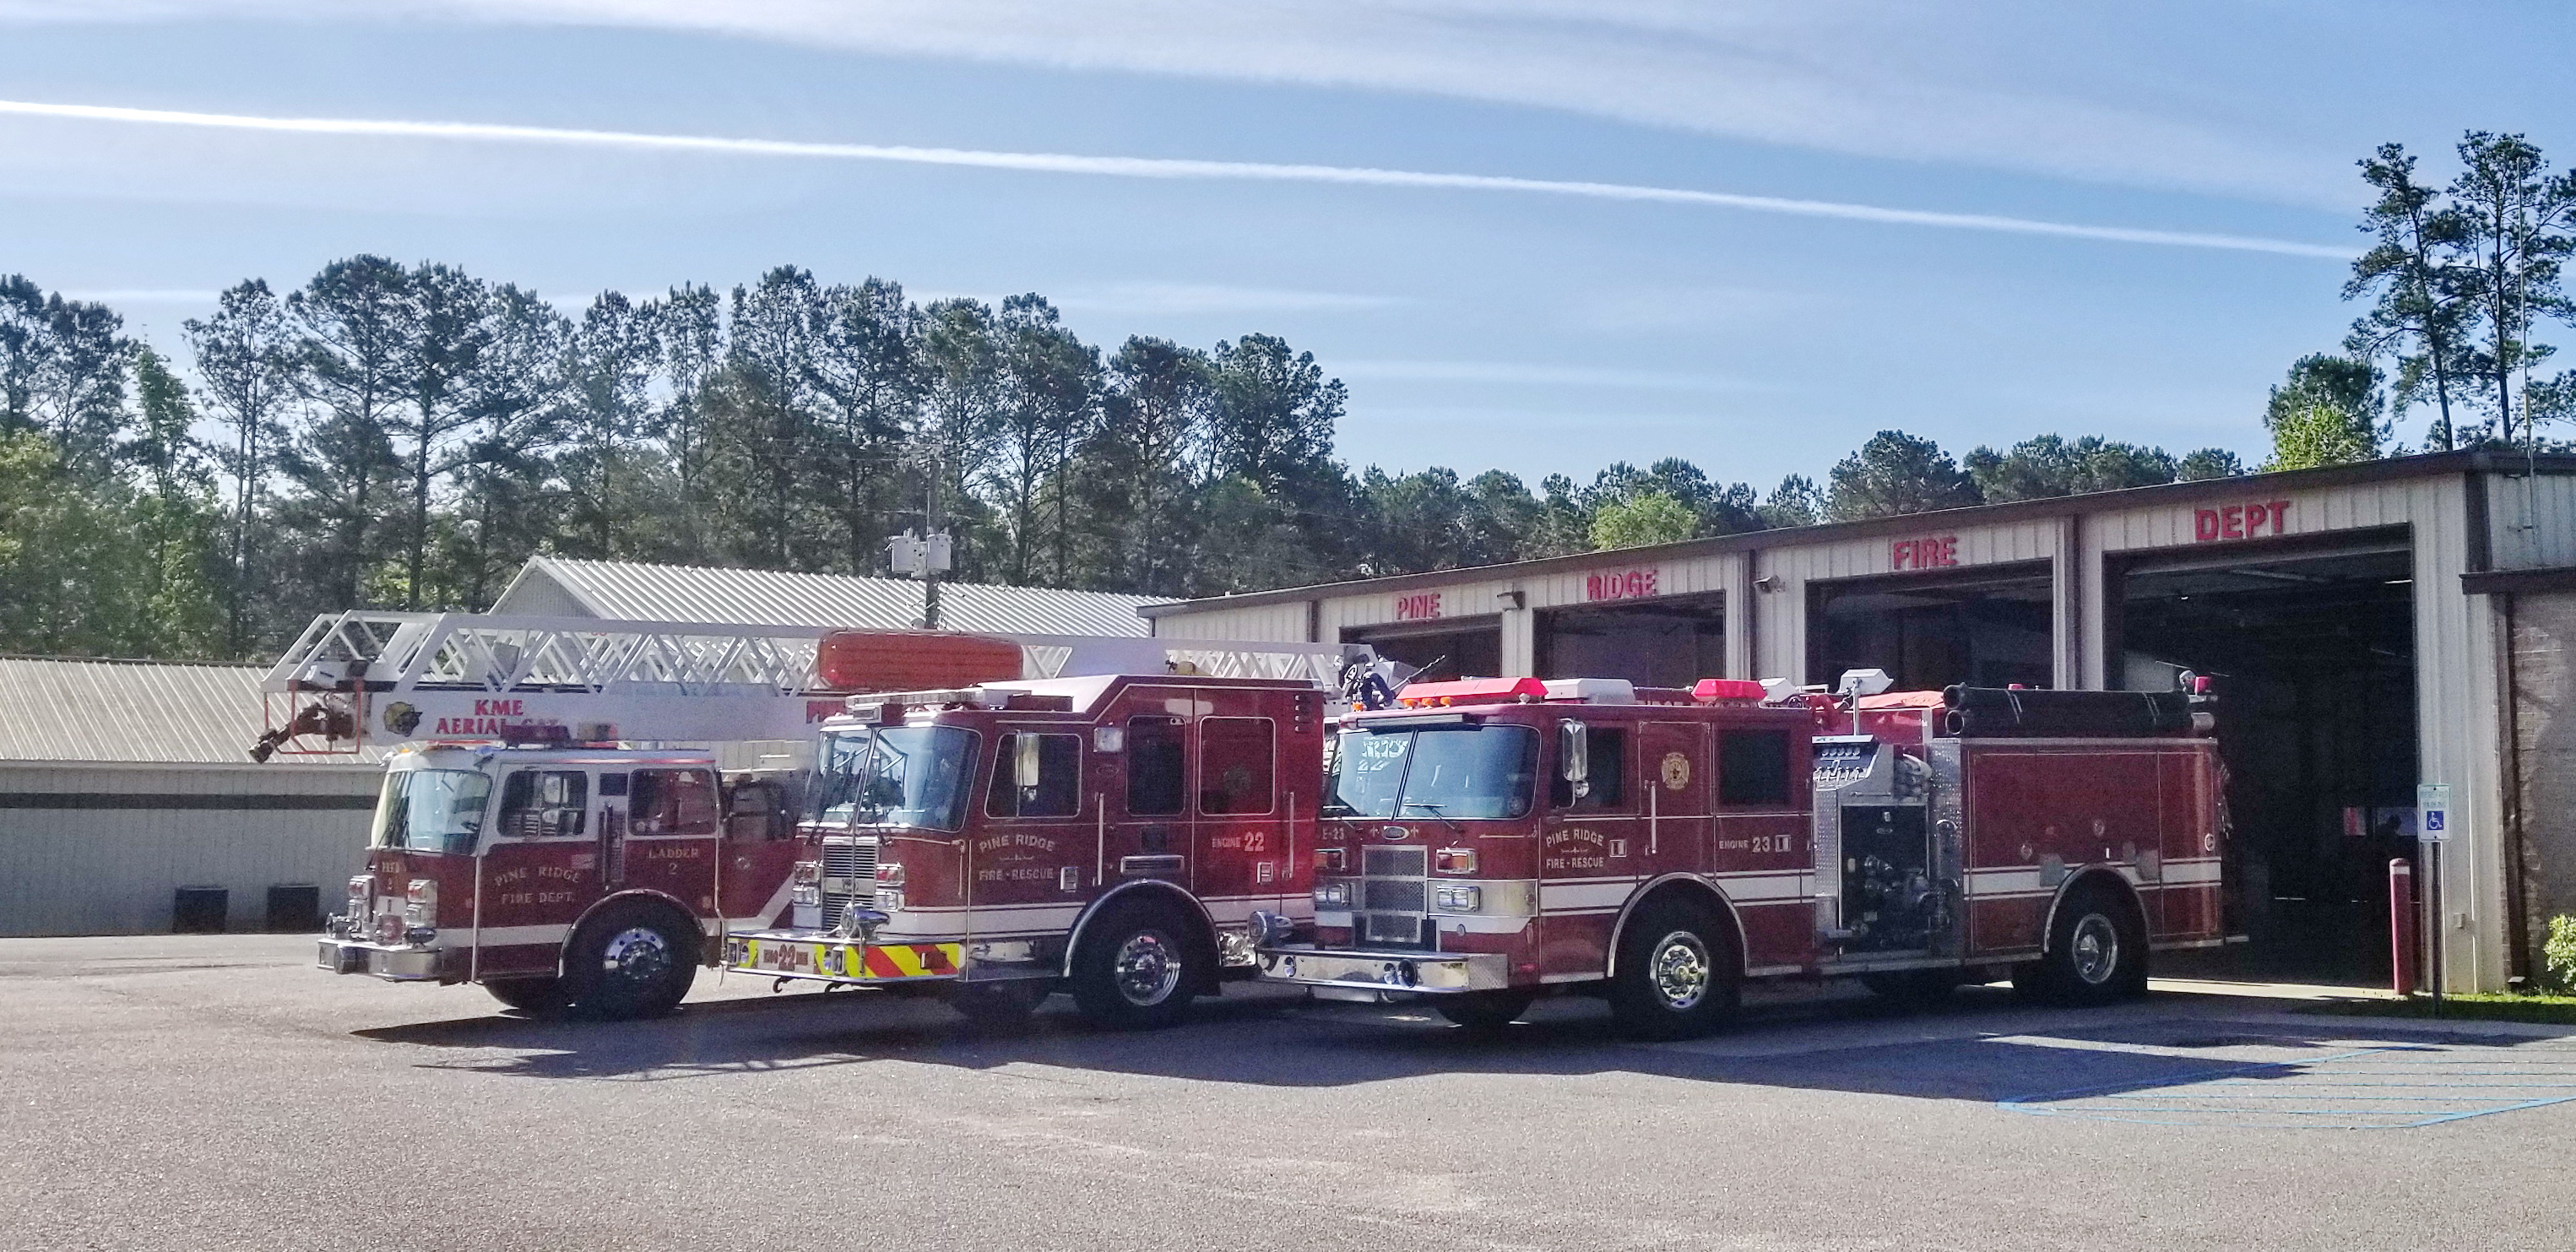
[0,99,2354,260]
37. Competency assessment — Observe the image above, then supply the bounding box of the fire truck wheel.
[561,903,698,1021]
[1608,898,1740,1041]
[1434,989,1537,1032]
[2027,886,2147,1007]
[947,979,1052,1029]
[483,977,567,1015]
[1070,900,1201,1030]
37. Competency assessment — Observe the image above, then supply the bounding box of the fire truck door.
[717,778,802,928]
[1638,721,1709,874]
[475,767,604,978]
[1538,719,1640,978]
[1196,714,1283,919]
[626,767,722,919]
[1112,713,1193,890]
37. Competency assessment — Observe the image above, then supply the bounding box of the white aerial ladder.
[255,610,1380,760]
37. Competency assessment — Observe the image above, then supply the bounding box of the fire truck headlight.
[790,860,822,907]
[403,878,437,927]
[1434,885,1481,913]
[874,888,904,913]
[1434,848,1478,874]
[876,863,906,887]
[1314,882,1349,908]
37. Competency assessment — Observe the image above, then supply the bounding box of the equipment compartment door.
[1838,804,1935,956]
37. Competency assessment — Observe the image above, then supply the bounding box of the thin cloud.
[0,99,2355,260]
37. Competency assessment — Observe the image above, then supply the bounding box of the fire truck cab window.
[810,728,979,832]
[1199,718,1276,815]
[1718,730,1795,807]
[630,769,719,837]
[371,768,494,855]
[1324,725,1538,821]
[1126,717,1187,816]
[987,733,1083,819]
[1552,726,1629,810]
[498,770,588,838]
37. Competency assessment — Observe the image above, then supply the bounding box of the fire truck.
[280,609,1370,1022]
[722,648,1375,1028]
[1255,671,2224,1038]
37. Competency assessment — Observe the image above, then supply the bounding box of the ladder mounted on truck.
[256,610,1375,760]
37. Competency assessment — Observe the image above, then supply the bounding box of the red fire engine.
[723,660,1371,1028]
[281,610,1370,1022]
[1255,671,2223,1038]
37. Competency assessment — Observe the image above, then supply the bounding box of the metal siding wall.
[2488,472,2576,571]
[0,763,381,936]
[2407,475,2508,990]
[2508,592,2576,967]
[1150,601,1310,642]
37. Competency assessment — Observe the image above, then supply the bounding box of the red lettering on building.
[2192,499,2291,543]
[1395,592,1444,621]
[1585,568,1660,601]
[1890,535,1960,571]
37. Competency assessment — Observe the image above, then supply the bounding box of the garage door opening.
[1345,619,1500,684]
[1536,593,1724,687]
[1809,564,2055,691]
[2114,531,2416,985]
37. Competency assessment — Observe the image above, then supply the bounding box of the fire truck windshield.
[1324,724,1537,821]
[810,727,978,832]
[370,768,495,855]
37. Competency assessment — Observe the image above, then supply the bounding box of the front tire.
[561,903,697,1021]
[1434,989,1537,1032]
[1070,900,1200,1030]
[1608,898,1739,1041]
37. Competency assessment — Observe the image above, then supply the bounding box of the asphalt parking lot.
[5,936,2573,1252]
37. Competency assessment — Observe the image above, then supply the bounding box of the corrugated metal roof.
[498,558,1171,637]
[0,658,374,766]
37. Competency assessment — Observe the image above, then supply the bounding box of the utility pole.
[922,442,943,631]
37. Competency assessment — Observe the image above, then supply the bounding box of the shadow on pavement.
[348,978,2559,1105]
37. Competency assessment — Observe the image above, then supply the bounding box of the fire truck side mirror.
[1559,721,1591,800]
[1015,734,1044,791]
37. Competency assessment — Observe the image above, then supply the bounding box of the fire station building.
[1146,451,2576,994]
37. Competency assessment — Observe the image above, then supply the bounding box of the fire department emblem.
[1659,751,1690,790]
[381,701,421,735]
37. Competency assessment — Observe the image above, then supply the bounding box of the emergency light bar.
[1394,677,1548,707]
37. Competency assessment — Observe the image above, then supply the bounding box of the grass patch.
[2297,990,2576,1025]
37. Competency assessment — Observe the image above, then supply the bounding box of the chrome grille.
[819,837,879,929]
[1353,844,1429,951]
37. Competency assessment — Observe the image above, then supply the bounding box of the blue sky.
[2,1,2568,490]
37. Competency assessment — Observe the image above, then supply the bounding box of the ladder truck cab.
[1256,670,2224,1038]
[725,643,1372,1029]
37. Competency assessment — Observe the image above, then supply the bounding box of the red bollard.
[2389,859,2416,996]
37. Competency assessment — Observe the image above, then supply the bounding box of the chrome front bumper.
[316,939,443,981]
[1255,946,1510,995]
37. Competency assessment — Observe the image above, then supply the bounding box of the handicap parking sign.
[2418,783,2451,843]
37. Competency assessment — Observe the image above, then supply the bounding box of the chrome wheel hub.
[2069,913,2119,986]
[1648,931,1711,1011]
[600,926,673,986]
[1112,930,1182,1006]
